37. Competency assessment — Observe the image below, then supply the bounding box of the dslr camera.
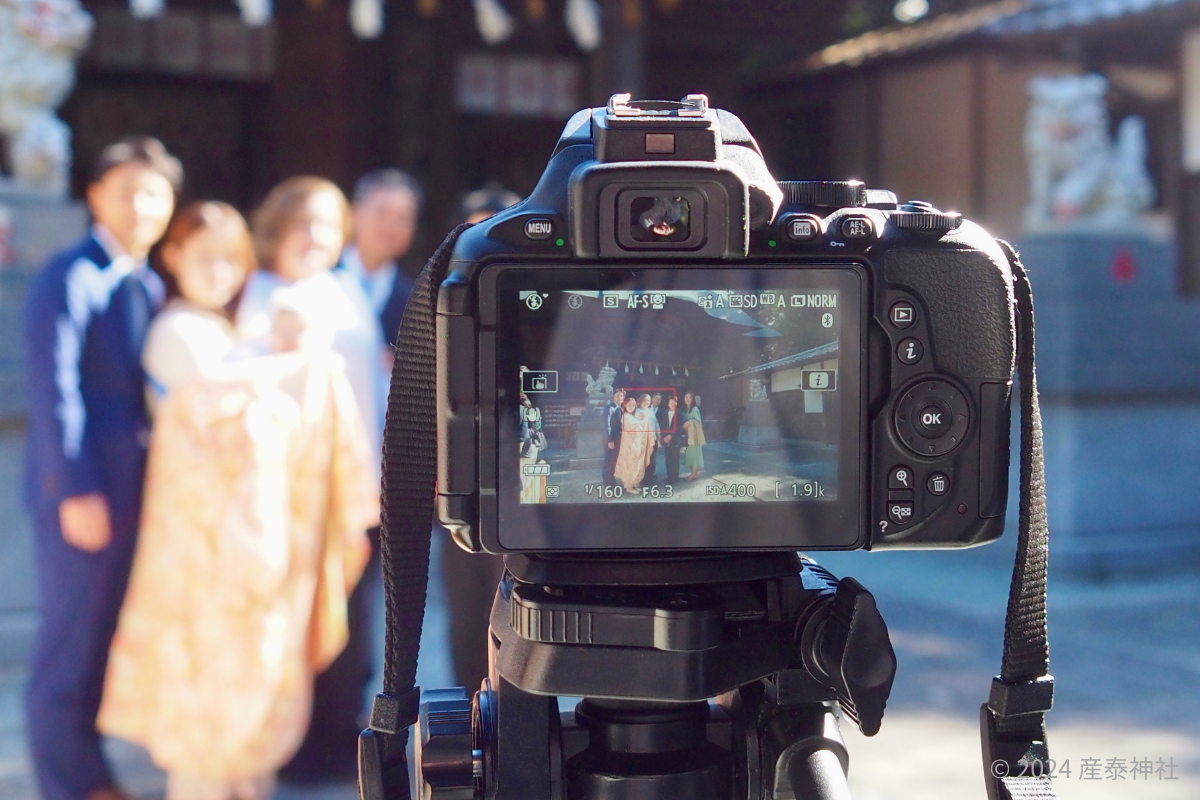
[402,95,1020,800]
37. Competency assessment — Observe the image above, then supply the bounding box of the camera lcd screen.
[485,266,865,552]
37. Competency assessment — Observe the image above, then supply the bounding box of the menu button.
[524,218,555,240]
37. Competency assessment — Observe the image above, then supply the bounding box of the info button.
[524,217,555,240]
[783,214,822,242]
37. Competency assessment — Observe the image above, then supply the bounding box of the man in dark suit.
[645,392,664,483]
[603,387,625,486]
[24,136,180,800]
[337,168,422,349]
[659,393,684,484]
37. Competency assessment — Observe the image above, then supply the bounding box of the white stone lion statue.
[0,0,92,196]
[585,363,617,408]
[1024,74,1155,230]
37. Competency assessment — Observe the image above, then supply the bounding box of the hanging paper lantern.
[684,368,689,377]
[672,367,677,376]
[473,0,516,44]
[625,364,630,373]
[525,0,546,21]
[655,366,660,375]
[621,0,640,28]
[564,0,601,52]
[639,364,644,374]
[350,0,384,38]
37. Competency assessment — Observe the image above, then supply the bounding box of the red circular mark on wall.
[1110,248,1137,284]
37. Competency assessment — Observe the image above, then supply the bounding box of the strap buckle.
[370,687,423,735]
[359,689,422,800]
[980,676,1055,800]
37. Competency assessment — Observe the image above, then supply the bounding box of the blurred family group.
[21,136,516,800]
[602,388,705,491]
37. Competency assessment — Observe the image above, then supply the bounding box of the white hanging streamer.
[350,0,384,39]
[129,0,164,19]
[237,0,272,27]
[473,0,515,45]
[564,0,601,52]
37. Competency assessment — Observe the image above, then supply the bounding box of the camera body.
[436,94,1015,555]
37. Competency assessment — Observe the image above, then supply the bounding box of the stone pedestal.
[1016,229,1200,576]
[737,400,780,447]
[1017,229,1199,396]
[570,406,607,468]
[0,188,88,419]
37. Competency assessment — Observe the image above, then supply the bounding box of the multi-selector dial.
[893,379,970,457]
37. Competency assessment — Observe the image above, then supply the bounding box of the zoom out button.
[888,502,914,525]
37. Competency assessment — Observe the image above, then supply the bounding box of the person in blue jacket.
[23,136,181,800]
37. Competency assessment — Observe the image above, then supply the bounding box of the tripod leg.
[755,693,851,800]
[783,748,852,800]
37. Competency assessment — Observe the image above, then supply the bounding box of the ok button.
[915,402,951,438]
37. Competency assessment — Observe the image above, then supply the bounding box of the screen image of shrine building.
[520,290,842,504]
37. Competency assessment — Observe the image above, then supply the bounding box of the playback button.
[889,301,916,329]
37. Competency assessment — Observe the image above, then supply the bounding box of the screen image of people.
[514,283,845,505]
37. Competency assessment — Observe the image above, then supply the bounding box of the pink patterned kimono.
[98,352,378,781]
[613,409,655,490]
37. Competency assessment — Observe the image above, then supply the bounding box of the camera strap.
[358,227,1056,800]
[980,241,1056,800]
[359,223,473,800]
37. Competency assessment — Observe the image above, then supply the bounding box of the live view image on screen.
[510,270,857,506]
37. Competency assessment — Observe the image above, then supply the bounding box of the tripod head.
[408,555,895,800]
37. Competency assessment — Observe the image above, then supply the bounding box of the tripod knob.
[415,688,482,800]
[803,577,897,736]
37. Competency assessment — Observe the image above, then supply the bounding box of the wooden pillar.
[590,0,645,101]
[270,6,350,187]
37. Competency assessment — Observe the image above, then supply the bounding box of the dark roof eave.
[770,0,1200,80]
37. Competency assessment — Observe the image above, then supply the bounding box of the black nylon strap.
[361,224,472,800]
[981,241,1055,800]
[379,223,472,702]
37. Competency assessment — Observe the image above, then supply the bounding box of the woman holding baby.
[98,178,381,800]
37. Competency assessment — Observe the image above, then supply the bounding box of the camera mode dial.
[780,180,867,208]
[893,378,970,457]
[889,201,962,234]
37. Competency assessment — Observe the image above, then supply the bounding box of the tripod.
[412,552,897,800]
